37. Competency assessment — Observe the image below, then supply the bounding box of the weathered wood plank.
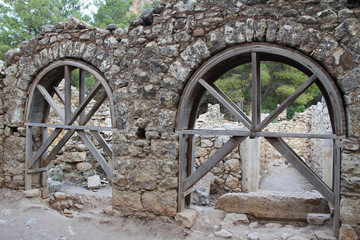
[266,137,334,203]
[90,130,113,159]
[37,85,65,122]
[183,136,246,191]
[178,134,187,212]
[71,82,102,125]
[79,69,86,121]
[181,129,341,139]
[25,126,33,190]
[27,168,48,174]
[53,86,65,105]
[251,52,261,131]
[80,92,107,125]
[42,129,76,167]
[78,130,112,178]
[28,128,63,169]
[199,79,252,130]
[333,139,341,238]
[257,74,317,132]
[64,65,72,123]
[25,122,113,132]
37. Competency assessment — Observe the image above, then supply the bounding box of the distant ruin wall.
[0,0,359,236]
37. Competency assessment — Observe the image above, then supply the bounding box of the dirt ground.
[0,185,334,240]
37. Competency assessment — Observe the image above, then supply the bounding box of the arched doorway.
[25,59,115,190]
[177,43,346,235]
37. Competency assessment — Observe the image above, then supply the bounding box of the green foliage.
[202,62,322,120]
[93,0,138,29]
[0,0,90,60]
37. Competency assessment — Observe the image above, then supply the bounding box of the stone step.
[215,190,330,221]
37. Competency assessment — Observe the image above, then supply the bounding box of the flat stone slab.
[215,190,329,221]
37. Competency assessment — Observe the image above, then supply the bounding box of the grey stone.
[42,25,54,33]
[48,180,63,193]
[339,224,359,240]
[215,191,329,220]
[224,213,249,225]
[168,61,191,82]
[106,24,119,31]
[175,209,197,228]
[313,231,336,240]
[25,218,38,228]
[307,213,331,225]
[214,229,233,238]
[87,175,101,189]
[140,8,154,26]
[181,39,210,68]
[247,232,260,240]
[24,189,40,198]
[339,68,360,92]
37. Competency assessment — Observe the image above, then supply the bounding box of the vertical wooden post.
[79,69,86,121]
[64,66,71,124]
[333,139,341,237]
[251,52,261,132]
[25,126,33,190]
[185,134,195,205]
[178,133,187,212]
[41,126,48,187]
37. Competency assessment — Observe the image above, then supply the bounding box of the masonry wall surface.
[0,0,360,235]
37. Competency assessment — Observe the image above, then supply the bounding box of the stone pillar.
[241,137,260,192]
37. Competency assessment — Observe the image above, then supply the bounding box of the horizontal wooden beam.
[266,137,334,203]
[25,122,113,132]
[27,167,47,174]
[181,129,343,139]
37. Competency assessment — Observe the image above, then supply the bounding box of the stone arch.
[176,43,346,235]
[24,59,115,189]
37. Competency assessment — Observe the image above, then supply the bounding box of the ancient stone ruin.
[0,0,360,238]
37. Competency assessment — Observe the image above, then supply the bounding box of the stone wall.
[0,0,360,236]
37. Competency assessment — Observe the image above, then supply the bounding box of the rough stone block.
[307,213,331,225]
[339,224,359,240]
[223,213,249,225]
[24,189,40,198]
[214,229,233,238]
[87,175,101,189]
[215,191,329,221]
[175,209,197,228]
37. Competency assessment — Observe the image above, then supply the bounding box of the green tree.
[200,62,322,120]
[0,0,90,60]
[93,0,138,29]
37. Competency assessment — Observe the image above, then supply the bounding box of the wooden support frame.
[176,43,346,237]
[25,60,115,190]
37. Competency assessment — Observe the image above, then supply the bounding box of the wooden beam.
[28,128,63,169]
[25,122,113,132]
[178,134,187,212]
[251,52,261,131]
[71,82,102,125]
[266,137,334,203]
[64,65,72,123]
[53,86,65,105]
[27,168,48,174]
[183,136,246,191]
[257,74,317,132]
[25,126,33,190]
[79,69,86,121]
[37,85,65,122]
[199,79,252,130]
[181,129,342,139]
[186,134,195,205]
[80,92,107,126]
[78,130,112,178]
[90,130,113,159]
[333,139,341,238]
[42,129,76,167]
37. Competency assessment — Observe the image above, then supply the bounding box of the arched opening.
[24,59,115,191]
[177,43,346,236]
